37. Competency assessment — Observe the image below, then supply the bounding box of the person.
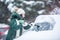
[6,6,22,40]
[46,0,60,15]
[46,1,56,15]
[13,6,31,38]
[6,6,31,40]
[53,0,60,15]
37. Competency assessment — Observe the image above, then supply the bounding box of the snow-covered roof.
[0,24,9,28]
[34,15,55,25]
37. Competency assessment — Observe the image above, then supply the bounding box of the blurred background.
[0,0,60,40]
[0,0,60,24]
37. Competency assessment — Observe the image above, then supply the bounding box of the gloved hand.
[23,22,31,30]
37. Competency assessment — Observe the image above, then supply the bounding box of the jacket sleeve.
[24,25,31,30]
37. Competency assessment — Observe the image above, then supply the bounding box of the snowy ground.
[14,15,60,40]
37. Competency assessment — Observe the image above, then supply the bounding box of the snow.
[23,1,45,8]
[34,15,55,25]
[7,3,14,12]
[37,9,45,14]
[23,1,35,5]
[14,15,60,40]
[0,24,9,28]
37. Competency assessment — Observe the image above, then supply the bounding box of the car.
[33,15,56,31]
[0,23,9,40]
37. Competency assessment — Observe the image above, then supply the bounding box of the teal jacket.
[6,12,22,40]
